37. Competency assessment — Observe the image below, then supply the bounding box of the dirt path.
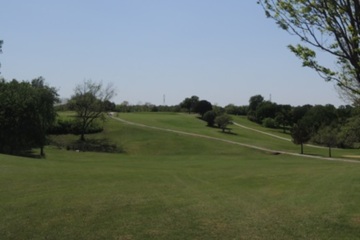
[232,122,325,149]
[233,122,291,141]
[111,116,360,164]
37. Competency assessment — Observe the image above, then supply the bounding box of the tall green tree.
[337,115,360,148]
[248,94,264,112]
[291,121,311,154]
[255,101,278,123]
[194,100,213,118]
[31,77,59,156]
[69,80,116,141]
[215,114,233,132]
[0,80,35,154]
[0,78,58,156]
[291,104,313,125]
[247,95,265,122]
[258,0,360,101]
[275,104,292,132]
[312,125,339,157]
[203,110,217,127]
[302,104,337,133]
[180,95,199,114]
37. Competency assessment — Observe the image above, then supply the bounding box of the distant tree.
[258,0,360,102]
[180,96,199,114]
[225,104,248,115]
[337,116,360,148]
[291,121,311,154]
[302,104,337,133]
[291,105,313,125]
[103,100,116,112]
[194,100,213,118]
[69,80,116,141]
[275,104,292,133]
[248,95,265,122]
[312,125,339,157]
[116,101,130,112]
[248,94,264,112]
[262,117,277,129]
[203,110,217,127]
[255,101,278,123]
[215,114,233,132]
[212,105,225,116]
[224,104,237,115]
[336,105,353,124]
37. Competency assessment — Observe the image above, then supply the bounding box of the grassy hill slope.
[1,112,360,239]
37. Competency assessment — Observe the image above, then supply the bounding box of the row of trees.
[291,106,360,156]
[111,94,360,153]
[179,96,233,132]
[0,78,117,156]
[246,94,360,155]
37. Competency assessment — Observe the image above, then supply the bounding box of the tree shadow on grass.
[218,130,238,136]
[203,123,239,136]
[0,149,43,159]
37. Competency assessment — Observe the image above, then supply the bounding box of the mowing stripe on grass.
[111,116,360,164]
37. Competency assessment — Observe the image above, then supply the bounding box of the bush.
[48,119,74,134]
[203,110,217,126]
[48,118,103,135]
[67,139,124,153]
[215,114,233,132]
[51,138,124,153]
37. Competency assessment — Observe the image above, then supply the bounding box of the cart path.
[232,122,291,141]
[111,116,360,164]
[232,122,325,149]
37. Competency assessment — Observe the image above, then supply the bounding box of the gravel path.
[232,122,325,149]
[111,116,360,164]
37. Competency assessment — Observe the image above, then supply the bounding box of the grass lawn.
[116,112,360,159]
[1,112,360,239]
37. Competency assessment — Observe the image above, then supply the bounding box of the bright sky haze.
[1,0,346,107]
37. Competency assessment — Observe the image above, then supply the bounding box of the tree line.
[0,78,118,156]
[247,94,360,155]
[112,94,360,154]
[1,76,359,157]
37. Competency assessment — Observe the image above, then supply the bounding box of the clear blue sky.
[1,0,345,107]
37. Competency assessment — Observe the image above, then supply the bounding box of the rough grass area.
[1,112,360,239]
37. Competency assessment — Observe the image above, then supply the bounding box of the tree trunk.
[328,146,332,158]
[80,133,85,142]
[300,143,304,154]
[40,146,45,157]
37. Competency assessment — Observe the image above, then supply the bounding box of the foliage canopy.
[258,0,360,101]
[0,78,58,156]
[69,80,115,141]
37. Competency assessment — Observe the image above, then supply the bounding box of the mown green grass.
[1,112,360,239]
[116,112,360,158]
